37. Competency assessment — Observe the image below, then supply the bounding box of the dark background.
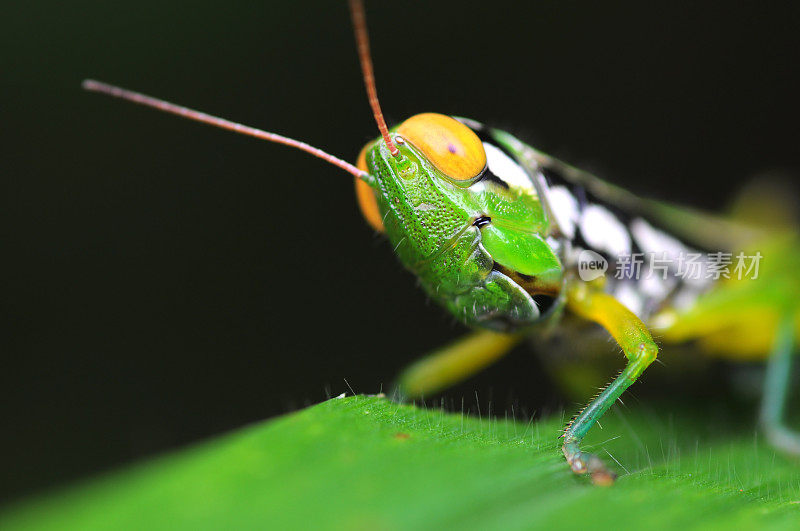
[3,1,798,501]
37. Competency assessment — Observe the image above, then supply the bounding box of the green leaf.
[4,395,800,530]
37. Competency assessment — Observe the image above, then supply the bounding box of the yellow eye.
[354,143,385,233]
[396,113,486,181]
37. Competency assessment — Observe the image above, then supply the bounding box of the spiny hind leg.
[562,285,658,486]
[760,314,800,455]
[394,329,521,400]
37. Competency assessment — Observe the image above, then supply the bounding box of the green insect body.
[84,0,799,486]
[358,114,799,483]
[362,126,562,331]
[357,118,664,483]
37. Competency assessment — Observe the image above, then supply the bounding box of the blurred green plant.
[4,395,800,530]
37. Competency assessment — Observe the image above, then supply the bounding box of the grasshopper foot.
[562,442,617,486]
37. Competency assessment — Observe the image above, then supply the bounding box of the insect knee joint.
[638,342,658,364]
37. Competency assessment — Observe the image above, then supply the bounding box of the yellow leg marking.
[567,284,656,361]
[563,284,659,485]
[397,330,521,398]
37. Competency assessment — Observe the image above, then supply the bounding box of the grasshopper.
[83,0,799,485]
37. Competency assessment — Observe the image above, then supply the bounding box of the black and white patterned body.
[538,163,716,320]
[459,118,719,321]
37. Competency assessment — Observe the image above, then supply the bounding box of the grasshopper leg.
[760,313,800,455]
[395,329,521,400]
[562,285,659,485]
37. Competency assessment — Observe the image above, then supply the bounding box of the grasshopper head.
[355,113,563,329]
[354,113,487,231]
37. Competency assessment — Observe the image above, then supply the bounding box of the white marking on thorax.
[630,217,713,288]
[483,142,533,190]
[579,205,632,256]
[547,185,580,239]
[630,218,686,261]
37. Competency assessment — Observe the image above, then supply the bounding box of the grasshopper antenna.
[349,0,399,157]
[81,79,368,179]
